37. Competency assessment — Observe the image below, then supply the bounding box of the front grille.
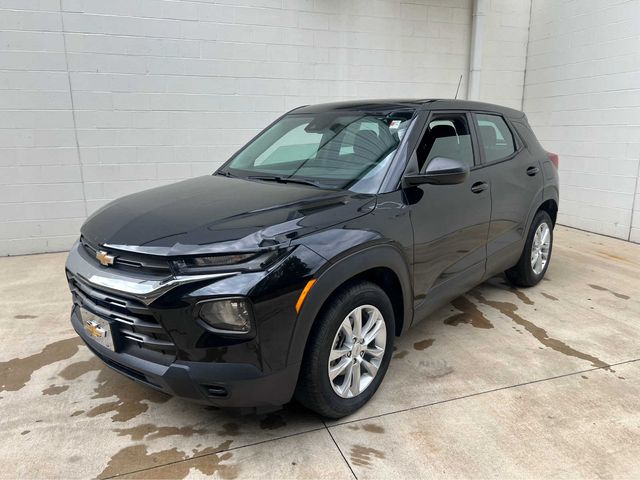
[80,236,172,275]
[68,273,176,365]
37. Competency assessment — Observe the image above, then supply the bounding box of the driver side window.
[416,113,474,171]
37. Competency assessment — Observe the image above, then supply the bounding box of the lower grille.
[68,272,176,365]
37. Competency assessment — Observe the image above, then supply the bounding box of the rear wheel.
[505,210,553,287]
[295,281,394,419]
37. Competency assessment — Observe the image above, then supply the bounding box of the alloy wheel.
[327,305,387,399]
[531,222,551,275]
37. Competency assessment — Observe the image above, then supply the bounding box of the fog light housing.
[196,298,252,333]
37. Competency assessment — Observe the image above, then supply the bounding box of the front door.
[408,112,491,316]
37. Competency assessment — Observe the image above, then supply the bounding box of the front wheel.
[505,210,553,287]
[294,281,394,419]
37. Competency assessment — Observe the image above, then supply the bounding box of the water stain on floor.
[588,284,630,300]
[0,337,82,392]
[217,422,241,437]
[14,314,37,319]
[259,413,286,430]
[420,359,454,379]
[58,356,102,380]
[85,366,170,422]
[393,349,409,359]
[499,283,534,305]
[413,338,434,351]
[42,384,69,396]
[444,296,494,329]
[541,292,559,301]
[350,445,385,468]
[113,423,207,441]
[472,291,611,371]
[98,440,237,479]
[362,423,384,433]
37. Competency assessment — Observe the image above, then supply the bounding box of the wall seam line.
[520,0,534,111]
[58,0,88,219]
[628,156,640,242]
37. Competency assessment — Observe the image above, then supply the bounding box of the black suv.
[66,99,559,418]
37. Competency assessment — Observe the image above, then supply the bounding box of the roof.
[292,99,525,119]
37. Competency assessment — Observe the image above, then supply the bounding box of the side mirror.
[403,157,470,186]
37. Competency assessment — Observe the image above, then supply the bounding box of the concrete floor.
[1,225,639,479]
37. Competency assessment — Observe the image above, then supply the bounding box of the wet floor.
[1,226,640,478]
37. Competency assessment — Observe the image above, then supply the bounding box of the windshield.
[219,109,416,192]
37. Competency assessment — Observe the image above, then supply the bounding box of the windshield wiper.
[215,170,235,178]
[247,175,329,189]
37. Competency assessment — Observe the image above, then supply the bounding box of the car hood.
[81,175,375,256]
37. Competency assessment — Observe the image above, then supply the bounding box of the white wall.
[523,0,640,241]
[0,0,474,256]
[0,0,87,255]
[478,0,531,109]
[3,0,639,256]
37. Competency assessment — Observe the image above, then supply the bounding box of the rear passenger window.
[475,114,515,162]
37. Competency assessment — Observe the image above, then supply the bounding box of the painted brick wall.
[479,0,531,109]
[6,0,637,255]
[0,0,86,255]
[522,0,640,241]
[633,173,640,243]
[1,0,473,255]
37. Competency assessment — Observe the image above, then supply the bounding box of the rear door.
[409,111,491,313]
[472,112,543,275]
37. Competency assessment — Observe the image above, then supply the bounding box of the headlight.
[196,298,253,333]
[172,253,258,273]
[170,249,287,274]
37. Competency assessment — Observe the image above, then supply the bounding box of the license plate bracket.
[80,307,116,351]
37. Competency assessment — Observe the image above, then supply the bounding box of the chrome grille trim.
[80,236,172,274]
[69,271,177,358]
[67,240,237,305]
[121,332,174,349]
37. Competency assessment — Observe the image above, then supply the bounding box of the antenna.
[454,75,463,99]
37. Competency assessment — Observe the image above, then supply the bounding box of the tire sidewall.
[315,284,394,416]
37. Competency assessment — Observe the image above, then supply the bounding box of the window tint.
[416,113,474,171]
[475,114,515,162]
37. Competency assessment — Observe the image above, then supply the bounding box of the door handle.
[527,166,540,176]
[471,181,488,194]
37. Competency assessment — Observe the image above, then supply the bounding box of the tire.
[505,210,553,287]
[294,281,394,419]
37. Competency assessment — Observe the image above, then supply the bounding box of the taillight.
[547,152,559,168]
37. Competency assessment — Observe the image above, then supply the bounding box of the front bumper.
[71,307,299,406]
[65,240,324,407]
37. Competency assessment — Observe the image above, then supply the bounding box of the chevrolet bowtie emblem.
[84,320,105,338]
[96,250,115,266]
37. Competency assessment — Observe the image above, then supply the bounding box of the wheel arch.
[538,198,558,226]
[286,244,413,368]
[523,186,559,242]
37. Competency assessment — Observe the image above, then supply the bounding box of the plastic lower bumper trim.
[71,310,299,407]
